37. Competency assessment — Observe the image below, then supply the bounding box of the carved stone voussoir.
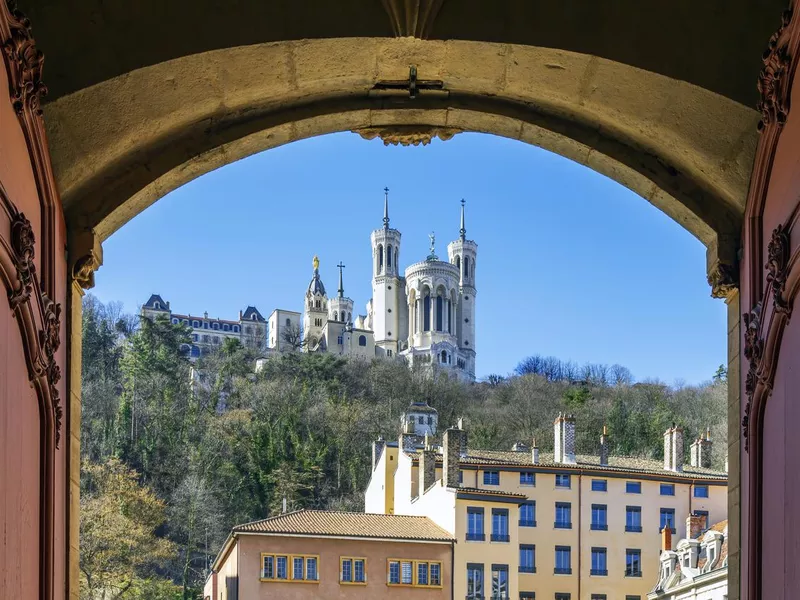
[707,261,739,299]
[355,125,461,147]
[757,9,793,131]
[380,0,446,38]
[2,0,47,115]
[766,223,791,314]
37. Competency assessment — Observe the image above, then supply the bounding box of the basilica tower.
[329,261,354,324]
[370,188,403,357]
[447,200,477,377]
[303,255,328,349]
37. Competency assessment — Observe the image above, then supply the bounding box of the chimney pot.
[443,427,467,487]
[599,426,609,466]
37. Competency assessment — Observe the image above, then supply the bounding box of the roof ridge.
[233,509,306,529]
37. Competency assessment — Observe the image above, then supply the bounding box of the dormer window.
[223,324,230,331]
[154,302,161,309]
[233,325,239,333]
[252,314,257,321]
[192,320,200,328]
[212,323,219,330]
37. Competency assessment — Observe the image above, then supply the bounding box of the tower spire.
[336,261,346,298]
[383,187,390,229]
[459,199,466,241]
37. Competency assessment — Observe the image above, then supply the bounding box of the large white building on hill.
[289,190,477,381]
[142,190,478,380]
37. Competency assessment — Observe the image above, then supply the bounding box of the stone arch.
[50,38,760,286]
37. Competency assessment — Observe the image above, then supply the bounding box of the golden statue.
[312,255,320,270]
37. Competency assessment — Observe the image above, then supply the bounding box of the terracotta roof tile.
[233,509,454,541]
[453,486,527,499]
[409,448,727,480]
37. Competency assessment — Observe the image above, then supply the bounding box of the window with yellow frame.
[340,557,367,584]
[260,553,319,582]
[386,559,442,587]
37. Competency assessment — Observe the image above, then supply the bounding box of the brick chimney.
[531,437,539,465]
[686,512,707,540]
[599,424,609,466]
[443,424,467,487]
[663,424,684,472]
[554,413,576,464]
[372,436,386,471]
[661,524,673,551]
[418,435,437,494]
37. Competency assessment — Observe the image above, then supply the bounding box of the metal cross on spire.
[383,187,390,229]
[336,261,346,297]
[459,198,466,241]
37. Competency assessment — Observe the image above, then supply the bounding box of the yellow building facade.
[365,412,727,600]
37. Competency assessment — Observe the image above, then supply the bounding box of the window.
[694,485,709,498]
[626,506,642,532]
[591,547,608,576]
[660,508,676,533]
[555,546,572,574]
[387,349,393,357]
[591,504,608,530]
[340,557,366,584]
[467,507,485,541]
[418,416,424,425]
[459,470,463,484]
[625,597,642,600]
[520,471,535,486]
[520,545,536,573]
[153,301,161,309]
[192,320,200,327]
[519,502,536,527]
[555,474,571,488]
[592,596,608,600]
[660,483,675,496]
[555,502,572,529]
[192,333,198,341]
[203,321,208,329]
[491,564,509,599]
[520,594,536,600]
[212,322,219,330]
[172,318,179,324]
[423,295,431,331]
[695,510,710,527]
[182,319,189,325]
[202,335,209,343]
[591,479,607,492]
[233,325,239,333]
[190,345,200,358]
[492,508,510,542]
[625,549,642,577]
[484,470,500,486]
[387,559,441,587]
[466,563,484,598]
[285,318,291,327]
[626,481,642,494]
[261,554,317,581]
[555,595,571,600]
[358,335,367,347]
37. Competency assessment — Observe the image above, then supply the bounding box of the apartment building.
[204,510,454,600]
[366,407,727,600]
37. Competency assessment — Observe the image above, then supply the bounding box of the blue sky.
[92,132,726,384]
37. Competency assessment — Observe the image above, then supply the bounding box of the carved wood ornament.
[1,4,63,600]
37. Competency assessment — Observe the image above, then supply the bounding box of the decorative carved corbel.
[742,302,764,452]
[757,9,793,131]
[707,261,739,299]
[380,0,446,38]
[9,211,34,307]
[2,0,47,115]
[766,223,791,314]
[69,229,104,290]
[355,125,460,146]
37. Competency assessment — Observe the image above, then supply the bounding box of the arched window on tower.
[378,244,384,274]
[387,244,392,268]
[455,256,460,270]
[423,294,431,331]
[436,295,443,332]
[358,335,367,347]
[347,312,351,322]
[441,350,447,363]
[464,256,470,279]
[333,311,338,321]
[285,318,291,327]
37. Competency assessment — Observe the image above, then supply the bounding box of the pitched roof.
[233,509,454,541]
[143,294,167,309]
[453,486,527,499]
[408,448,727,481]
[242,306,265,322]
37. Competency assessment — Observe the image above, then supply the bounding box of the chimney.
[239,310,243,319]
[419,436,437,494]
[443,424,467,487]
[661,524,673,551]
[512,441,530,452]
[372,436,386,471]
[686,513,707,540]
[599,425,609,466]
[554,413,576,464]
[664,424,684,472]
[690,428,711,468]
[531,438,539,465]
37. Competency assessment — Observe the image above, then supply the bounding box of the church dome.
[307,255,326,296]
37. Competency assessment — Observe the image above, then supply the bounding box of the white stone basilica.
[269,190,477,381]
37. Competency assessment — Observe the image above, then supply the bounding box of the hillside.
[79,295,727,599]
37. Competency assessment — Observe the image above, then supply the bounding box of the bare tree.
[281,321,305,351]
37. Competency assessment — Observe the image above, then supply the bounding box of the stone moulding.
[355,125,461,146]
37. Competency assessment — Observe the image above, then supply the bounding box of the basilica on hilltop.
[274,190,478,381]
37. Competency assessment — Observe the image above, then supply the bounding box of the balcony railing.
[518,566,536,573]
[490,533,510,542]
[466,532,485,541]
[519,520,537,527]
[554,521,572,529]
[625,525,643,533]
[590,568,608,576]
[590,523,608,531]
[554,567,572,575]
[465,596,510,600]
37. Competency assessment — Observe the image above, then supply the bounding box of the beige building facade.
[366,407,728,600]
[204,510,454,600]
